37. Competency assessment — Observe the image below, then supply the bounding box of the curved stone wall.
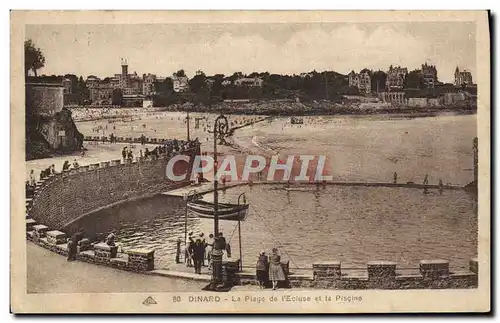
[27,145,200,230]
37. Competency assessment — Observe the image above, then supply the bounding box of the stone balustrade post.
[46,230,67,245]
[77,238,91,253]
[126,249,155,271]
[419,260,449,278]
[93,243,118,263]
[32,224,49,241]
[367,261,397,288]
[26,218,37,231]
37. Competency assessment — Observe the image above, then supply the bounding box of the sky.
[26,22,476,83]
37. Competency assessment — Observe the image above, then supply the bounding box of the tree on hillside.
[24,39,45,77]
[229,72,244,82]
[370,70,387,93]
[174,69,186,77]
[404,70,425,89]
[210,74,224,98]
[189,71,207,94]
[155,77,174,94]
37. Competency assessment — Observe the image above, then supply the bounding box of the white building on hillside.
[234,77,264,87]
[348,70,371,94]
[172,76,189,93]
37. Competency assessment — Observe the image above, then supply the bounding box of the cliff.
[26,108,84,160]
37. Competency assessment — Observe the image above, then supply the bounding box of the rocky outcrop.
[26,108,83,160]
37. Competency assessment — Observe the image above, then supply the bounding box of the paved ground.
[27,242,207,294]
[27,242,266,293]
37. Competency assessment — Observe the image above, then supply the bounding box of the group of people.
[62,159,81,171]
[120,138,200,162]
[39,165,56,179]
[255,248,287,290]
[181,231,230,275]
[121,147,134,161]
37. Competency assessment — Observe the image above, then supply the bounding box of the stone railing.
[25,214,478,289]
[26,144,200,230]
[26,217,155,272]
[305,260,477,289]
[233,260,478,290]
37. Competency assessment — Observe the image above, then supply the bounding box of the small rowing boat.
[187,200,249,221]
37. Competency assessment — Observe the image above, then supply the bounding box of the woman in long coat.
[255,251,269,289]
[268,248,286,290]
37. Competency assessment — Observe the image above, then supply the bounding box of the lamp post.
[183,189,198,265]
[210,114,229,289]
[212,114,229,238]
[237,193,246,272]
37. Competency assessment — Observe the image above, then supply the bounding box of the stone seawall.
[27,146,200,230]
[25,214,479,289]
[26,224,155,273]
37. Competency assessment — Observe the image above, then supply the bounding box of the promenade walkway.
[27,242,265,293]
[27,242,206,293]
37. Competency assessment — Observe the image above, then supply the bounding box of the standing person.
[214,232,227,256]
[185,232,194,267]
[29,170,36,186]
[122,147,127,161]
[67,228,84,261]
[393,172,397,184]
[268,248,286,290]
[175,237,182,264]
[423,174,429,185]
[199,233,206,266]
[256,251,269,289]
[206,233,214,269]
[193,238,205,274]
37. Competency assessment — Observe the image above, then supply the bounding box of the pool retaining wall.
[25,216,478,289]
